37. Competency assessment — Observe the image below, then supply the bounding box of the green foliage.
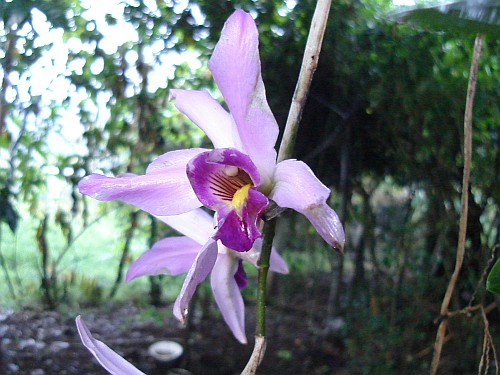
[277,349,293,361]
[79,276,103,305]
[0,0,71,29]
[486,258,500,294]
[393,0,500,38]
[0,188,18,232]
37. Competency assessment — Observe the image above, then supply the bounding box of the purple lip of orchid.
[187,148,268,252]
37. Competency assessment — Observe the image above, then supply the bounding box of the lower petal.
[210,252,247,344]
[125,236,200,282]
[173,238,218,323]
[237,238,289,274]
[270,248,289,274]
[75,316,146,375]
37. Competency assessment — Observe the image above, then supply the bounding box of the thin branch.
[53,208,116,269]
[446,303,483,318]
[478,306,498,375]
[0,225,17,301]
[430,33,483,375]
[37,215,55,309]
[109,211,138,299]
[277,0,333,163]
[0,30,15,136]
[436,301,493,320]
[468,244,498,309]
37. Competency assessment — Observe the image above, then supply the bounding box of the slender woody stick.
[429,33,483,375]
[277,0,333,163]
[242,1,333,374]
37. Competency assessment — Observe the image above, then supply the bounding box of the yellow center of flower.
[231,184,252,216]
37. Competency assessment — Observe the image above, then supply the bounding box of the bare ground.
[0,300,346,375]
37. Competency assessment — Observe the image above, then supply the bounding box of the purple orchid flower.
[75,9,345,373]
[79,10,345,254]
[125,208,289,344]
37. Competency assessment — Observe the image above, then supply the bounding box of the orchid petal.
[234,260,248,289]
[270,248,289,274]
[156,208,213,246]
[238,238,289,274]
[79,149,207,216]
[271,159,345,251]
[210,252,247,344]
[208,10,278,184]
[79,173,200,216]
[302,203,345,253]
[125,237,200,282]
[145,148,209,174]
[173,238,218,324]
[169,89,241,149]
[75,316,146,375]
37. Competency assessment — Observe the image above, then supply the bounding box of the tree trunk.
[148,217,163,306]
[109,211,138,299]
[37,215,55,309]
[327,120,351,319]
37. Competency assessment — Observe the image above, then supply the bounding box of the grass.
[0,207,185,309]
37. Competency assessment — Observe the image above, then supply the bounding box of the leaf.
[392,0,500,38]
[486,258,500,295]
[0,131,10,149]
[0,192,18,233]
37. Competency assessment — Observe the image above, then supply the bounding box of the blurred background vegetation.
[0,0,498,373]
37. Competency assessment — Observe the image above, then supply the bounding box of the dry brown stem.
[241,336,267,375]
[429,33,483,375]
[277,0,333,163]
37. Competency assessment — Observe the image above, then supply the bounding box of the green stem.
[255,218,277,337]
